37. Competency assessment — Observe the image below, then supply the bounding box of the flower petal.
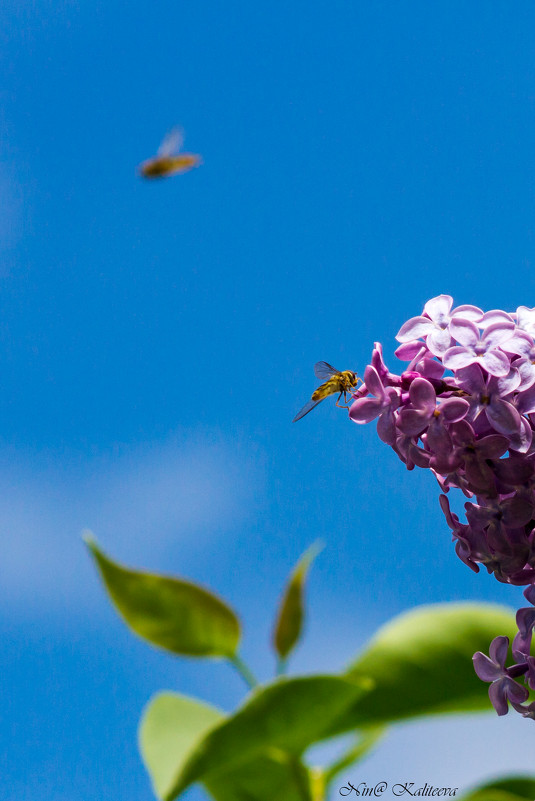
[440,398,470,422]
[482,321,515,350]
[512,627,533,662]
[492,455,534,486]
[349,397,384,424]
[396,316,434,343]
[479,349,511,377]
[451,304,483,322]
[503,331,533,357]
[426,326,453,356]
[409,377,436,413]
[512,416,533,453]
[397,409,429,436]
[511,699,535,718]
[491,367,522,396]
[525,585,535,606]
[473,651,503,682]
[418,358,445,380]
[449,318,480,347]
[439,494,459,529]
[501,497,534,527]
[426,417,453,454]
[516,305,535,335]
[377,408,397,445]
[504,677,530,705]
[423,294,453,324]
[488,679,511,715]
[442,346,477,371]
[479,310,515,328]
[516,385,535,414]
[363,365,385,399]
[450,419,476,448]
[515,359,535,391]
[394,341,425,360]
[489,635,510,668]
[486,397,521,438]
[475,434,510,459]
[454,363,486,394]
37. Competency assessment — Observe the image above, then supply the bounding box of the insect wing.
[313,361,340,381]
[157,127,185,157]
[292,397,325,422]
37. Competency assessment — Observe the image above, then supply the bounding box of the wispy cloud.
[0,429,265,614]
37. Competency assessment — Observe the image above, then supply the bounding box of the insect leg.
[335,392,351,411]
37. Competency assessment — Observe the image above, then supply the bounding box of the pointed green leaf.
[273,542,323,662]
[459,776,535,801]
[140,693,225,800]
[324,603,518,733]
[163,675,371,801]
[85,536,240,657]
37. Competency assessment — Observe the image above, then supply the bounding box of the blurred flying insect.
[292,362,360,422]
[138,127,202,179]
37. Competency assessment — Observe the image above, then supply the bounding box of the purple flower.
[504,330,535,391]
[510,699,535,719]
[516,306,535,337]
[349,365,400,445]
[440,494,485,572]
[395,340,429,361]
[394,431,431,470]
[473,636,529,715]
[464,496,533,566]
[396,295,482,357]
[443,320,515,377]
[512,585,535,661]
[478,309,515,328]
[454,364,529,451]
[491,454,535,490]
[342,296,535,722]
[397,378,469,463]
[434,419,508,493]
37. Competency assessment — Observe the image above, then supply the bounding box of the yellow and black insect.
[138,127,202,179]
[293,362,360,422]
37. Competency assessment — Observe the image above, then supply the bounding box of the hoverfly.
[138,127,202,179]
[292,362,360,422]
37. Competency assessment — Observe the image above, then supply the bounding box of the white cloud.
[0,430,264,614]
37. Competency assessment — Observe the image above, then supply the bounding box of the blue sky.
[2,1,535,798]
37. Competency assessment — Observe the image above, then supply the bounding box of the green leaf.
[140,692,225,800]
[326,603,518,732]
[203,753,313,801]
[141,693,313,801]
[162,675,371,801]
[273,541,323,663]
[85,536,241,658]
[459,776,535,801]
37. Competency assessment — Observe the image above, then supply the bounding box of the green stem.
[310,768,327,801]
[276,655,288,677]
[228,654,258,690]
[323,726,386,787]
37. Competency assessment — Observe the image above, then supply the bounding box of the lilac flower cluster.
[349,295,535,719]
